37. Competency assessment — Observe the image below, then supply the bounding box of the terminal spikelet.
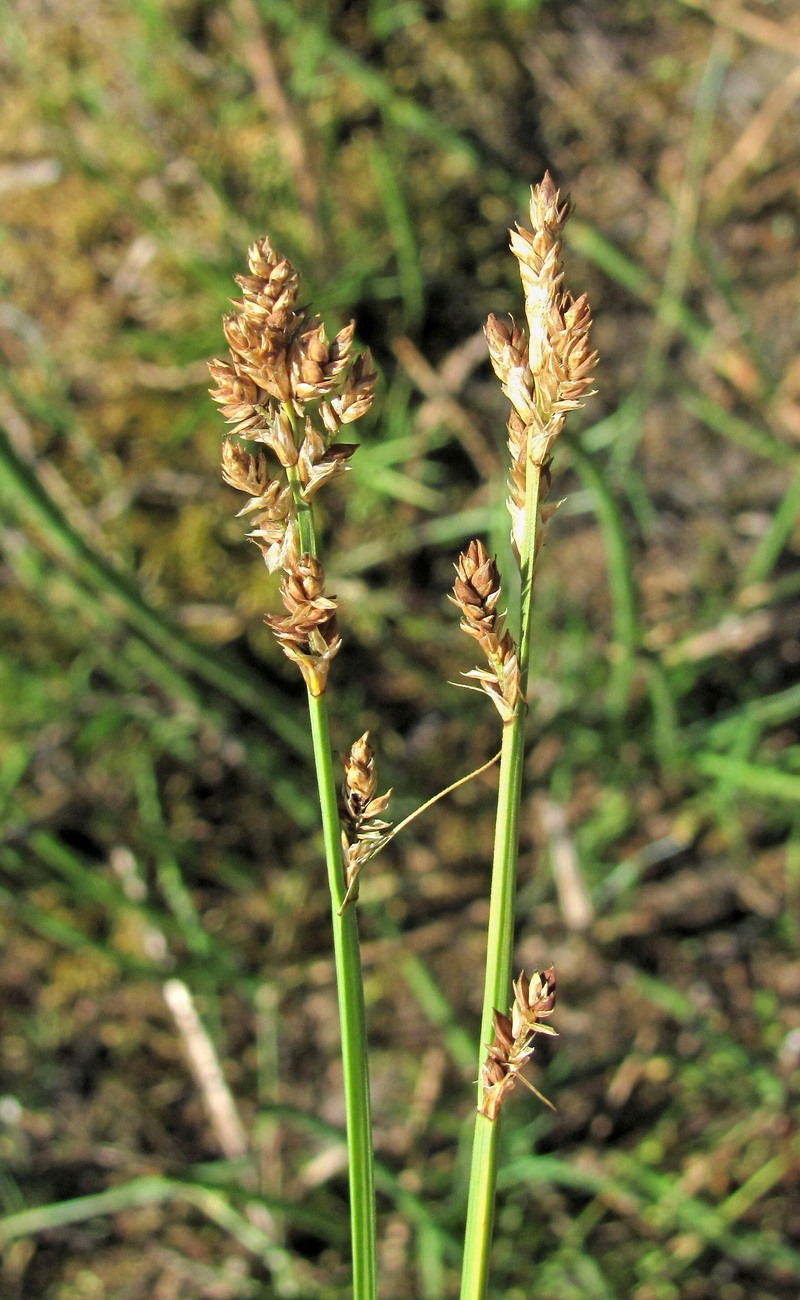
[485,172,597,555]
[210,238,377,691]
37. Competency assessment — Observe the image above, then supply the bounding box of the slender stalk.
[477,456,543,1066]
[477,711,527,1060]
[307,693,377,1300]
[518,460,544,683]
[460,1114,500,1298]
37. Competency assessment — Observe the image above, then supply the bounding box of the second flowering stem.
[479,457,543,1059]
[459,174,596,1299]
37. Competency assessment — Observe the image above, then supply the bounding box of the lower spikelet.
[480,968,558,1120]
[451,540,521,723]
[339,733,393,909]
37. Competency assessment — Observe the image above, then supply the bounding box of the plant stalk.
[287,445,377,1300]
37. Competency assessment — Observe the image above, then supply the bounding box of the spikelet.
[450,540,521,724]
[479,968,558,1121]
[338,733,393,909]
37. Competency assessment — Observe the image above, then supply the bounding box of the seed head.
[211,238,375,424]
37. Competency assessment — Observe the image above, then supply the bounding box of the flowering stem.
[284,402,317,552]
[460,461,542,1300]
[456,174,596,1296]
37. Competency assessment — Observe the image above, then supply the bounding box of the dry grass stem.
[540,798,595,932]
[229,0,320,232]
[163,978,249,1161]
[704,62,800,208]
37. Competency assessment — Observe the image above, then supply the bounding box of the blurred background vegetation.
[1,0,799,1296]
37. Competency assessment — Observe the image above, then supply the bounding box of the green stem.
[307,695,377,1300]
[460,460,542,1300]
[461,1113,501,1298]
[286,425,377,1300]
[476,713,527,1067]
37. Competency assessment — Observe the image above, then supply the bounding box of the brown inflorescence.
[210,237,377,693]
[209,235,376,445]
[479,968,558,1121]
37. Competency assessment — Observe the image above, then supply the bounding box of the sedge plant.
[209,172,595,1299]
